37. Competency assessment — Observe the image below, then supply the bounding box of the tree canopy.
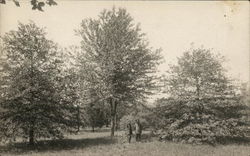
[165,47,233,100]
[0,22,78,145]
[155,47,248,144]
[76,7,162,137]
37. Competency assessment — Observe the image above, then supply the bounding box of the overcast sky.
[1,1,249,86]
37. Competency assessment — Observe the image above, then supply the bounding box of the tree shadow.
[82,127,111,133]
[0,136,117,155]
[216,136,250,146]
[137,132,159,143]
[139,132,250,146]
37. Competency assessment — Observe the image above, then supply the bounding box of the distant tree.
[0,40,5,95]
[239,82,250,125]
[60,67,83,133]
[120,103,153,130]
[83,101,106,132]
[120,114,135,130]
[166,47,232,100]
[157,47,248,144]
[0,40,5,140]
[240,82,250,106]
[0,0,57,11]
[77,7,162,137]
[0,22,77,145]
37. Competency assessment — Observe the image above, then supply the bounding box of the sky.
[0,1,249,101]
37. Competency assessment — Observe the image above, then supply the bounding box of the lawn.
[0,129,249,156]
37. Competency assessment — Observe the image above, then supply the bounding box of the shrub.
[156,98,249,145]
[120,115,136,130]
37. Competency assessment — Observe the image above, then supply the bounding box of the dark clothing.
[127,124,133,135]
[127,135,132,143]
[136,133,141,142]
[135,122,142,142]
[126,124,133,143]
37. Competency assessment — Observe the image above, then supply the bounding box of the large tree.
[166,47,232,100]
[77,8,162,137]
[0,22,77,145]
[158,47,248,144]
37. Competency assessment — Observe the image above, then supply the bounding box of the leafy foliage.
[155,98,248,144]
[156,48,249,144]
[76,7,162,137]
[0,0,57,11]
[0,22,78,145]
[119,103,155,130]
[165,47,232,100]
[82,102,106,131]
[120,114,135,130]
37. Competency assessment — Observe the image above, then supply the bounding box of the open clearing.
[0,129,250,156]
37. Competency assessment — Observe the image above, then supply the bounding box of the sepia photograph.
[0,0,249,155]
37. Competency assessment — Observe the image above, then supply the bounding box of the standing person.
[135,119,142,142]
[126,122,133,143]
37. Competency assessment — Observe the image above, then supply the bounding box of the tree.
[83,101,106,132]
[0,40,5,140]
[158,47,248,144]
[77,7,162,137]
[0,0,57,11]
[239,82,250,126]
[120,104,154,130]
[60,67,83,133]
[166,47,232,100]
[0,22,77,145]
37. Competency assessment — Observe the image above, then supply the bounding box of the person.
[126,122,133,143]
[135,119,142,142]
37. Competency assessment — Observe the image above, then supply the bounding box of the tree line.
[0,8,249,146]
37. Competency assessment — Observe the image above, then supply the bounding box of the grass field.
[0,129,250,156]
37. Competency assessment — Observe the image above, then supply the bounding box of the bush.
[155,98,249,145]
[120,114,149,130]
[120,115,136,130]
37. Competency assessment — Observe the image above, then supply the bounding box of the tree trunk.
[106,119,109,127]
[114,114,117,131]
[77,106,80,133]
[110,114,115,137]
[92,126,95,132]
[110,97,117,138]
[77,124,80,133]
[115,114,119,131]
[29,126,34,146]
[195,77,204,112]
[29,53,35,146]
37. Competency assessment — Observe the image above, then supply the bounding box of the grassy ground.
[0,129,250,156]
